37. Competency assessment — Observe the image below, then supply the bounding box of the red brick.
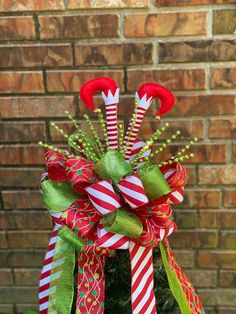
[199,211,219,228]
[174,251,195,268]
[0,251,44,267]
[75,43,153,66]
[198,290,236,307]
[0,145,44,165]
[170,230,218,249]
[0,269,13,285]
[219,271,236,288]
[0,122,46,143]
[2,190,43,209]
[0,211,51,230]
[185,270,217,288]
[156,143,227,164]
[49,120,104,142]
[0,44,73,67]
[8,231,50,248]
[14,269,40,285]
[155,0,235,4]
[219,211,236,229]
[0,304,13,313]
[39,14,119,39]
[0,168,43,188]
[170,95,236,116]
[218,308,236,314]
[159,40,236,63]
[213,10,236,35]
[197,251,236,269]
[0,71,44,93]
[209,118,236,138]
[47,70,123,92]
[67,0,149,8]
[200,210,236,230]
[233,143,236,162]
[211,66,236,89]
[0,0,64,12]
[0,287,38,303]
[220,231,236,249]
[139,119,204,140]
[224,189,236,208]
[180,189,221,209]
[0,96,74,119]
[185,166,197,185]
[125,12,207,37]
[199,166,236,185]
[174,210,197,229]
[0,16,35,40]
[0,232,8,249]
[16,304,38,313]
[127,68,206,91]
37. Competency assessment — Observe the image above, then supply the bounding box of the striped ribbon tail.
[117,174,148,209]
[77,251,106,314]
[124,107,146,161]
[129,241,157,314]
[39,224,75,314]
[106,103,118,150]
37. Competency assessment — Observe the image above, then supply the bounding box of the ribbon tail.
[129,241,157,314]
[39,224,75,314]
[77,252,106,313]
[160,239,205,314]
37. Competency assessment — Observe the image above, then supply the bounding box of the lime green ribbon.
[159,242,191,314]
[41,180,80,213]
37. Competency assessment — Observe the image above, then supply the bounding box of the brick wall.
[0,0,235,313]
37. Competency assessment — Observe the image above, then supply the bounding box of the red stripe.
[88,194,118,212]
[132,271,154,310]
[39,295,49,305]
[132,248,150,275]
[132,254,152,291]
[39,282,50,293]
[40,269,51,280]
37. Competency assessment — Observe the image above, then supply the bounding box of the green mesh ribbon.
[59,226,85,252]
[102,208,143,238]
[139,164,171,200]
[41,180,79,213]
[94,150,133,184]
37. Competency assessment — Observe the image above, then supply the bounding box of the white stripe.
[133,277,154,313]
[132,264,153,303]
[89,200,110,215]
[133,141,145,149]
[132,251,152,286]
[118,185,148,204]
[171,190,183,202]
[130,245,146,269]
[48,236,57,246]
[39,301,49,311]
[86,188,120,209]
[39,288,49,299]
[167,226,174,236]
[159,229,165,240]
[42,257,65,273]
[124,174,143,186]
[45,248,54,260]
[144,294,156,314]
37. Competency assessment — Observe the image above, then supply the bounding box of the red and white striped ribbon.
[117,174,148,209]
[97,223,129,249]
[164,168,185,203]
[85,180,120,215]
[129,241,157,314]
[124,94,152,161]
[102,88,119,150]
[39,223,61,314]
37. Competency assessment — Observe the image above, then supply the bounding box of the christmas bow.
[39,77,204,314]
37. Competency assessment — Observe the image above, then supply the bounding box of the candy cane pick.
[80,77,119,150]
[124,83,175,161]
